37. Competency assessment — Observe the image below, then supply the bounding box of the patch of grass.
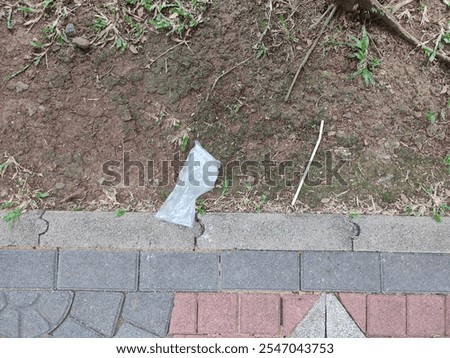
[221,178,230,196]
[348,211,361,219]
[196,199,206,215]
[444,155,450,173]
[3,208,22,229]
[433,204,449,223]
[0,201,14,210]
[347,26,380,86]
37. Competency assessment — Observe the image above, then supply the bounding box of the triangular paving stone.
[338,293,367,333]
[326,294,365,338]
[281,293,319,336]
[290,294,326,338]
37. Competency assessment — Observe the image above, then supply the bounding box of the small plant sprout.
[3,208,22,229]
[347,26,380,86]
[196,199,206,215]
[444,155,450,173]
[0,201,14,210]
[35,191,50,199]
[426,111,437,123]
[221,178,230,196]
[115,208,127,217]
[181,133,189,152]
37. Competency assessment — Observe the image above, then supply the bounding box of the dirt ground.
[0,0,449,220]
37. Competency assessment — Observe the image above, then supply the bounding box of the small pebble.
[15,81,29,93]
[72,37,91,50]
[65,23,76,37]
[55,182,65,190]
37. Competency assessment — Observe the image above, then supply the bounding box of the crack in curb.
[193,215,205,251]
[349,221,361,252]
[37,211,50,247]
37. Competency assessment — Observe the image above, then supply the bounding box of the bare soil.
[0,0,449,218]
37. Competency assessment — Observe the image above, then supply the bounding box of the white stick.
[291,120,325,206]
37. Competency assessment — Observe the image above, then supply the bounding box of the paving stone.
[281,294,319,336]
[406,295,446,337]
[353,216,450,253]
[115,323,158,338]
[197,214,353,250]
[338,293,367,332]
[301,251,380,292]
[0,290,73,338]
[446,297,450,337]
[367,295,406,337]
[52,318,103,338]
[240,294,280,335]
[382,253,450,293]
[198,293,238,335]
[326,294,365,338]
[57,250,138,291]
[220,251,299,291]
[41,211,196,250]
[0,210,47,247]
[169,293,197,335]
[140,252,218,291]
[290,294,326,338]
[0,250,56,288]
[70,291,124,337]
[122,292,173,337]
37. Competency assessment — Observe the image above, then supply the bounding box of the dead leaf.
[129,45,138,54]
[400,193,409,204]
[137,8,144,18]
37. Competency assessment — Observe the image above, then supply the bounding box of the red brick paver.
[240,294,280,335]
[169,293,197,335]
[367,295,406,337]
[198,293,238,335]
[338,293,367,333]
[281,294,319,336]
[407,295,446,337]
[446,296,450,337]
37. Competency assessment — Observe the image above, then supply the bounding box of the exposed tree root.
[333,0,450,65]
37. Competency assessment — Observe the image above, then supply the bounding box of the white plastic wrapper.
[155,141,221,227]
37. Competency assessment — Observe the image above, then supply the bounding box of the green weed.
[3,208,22,229]
[0,201,14,210]
[347,26,380,86]
[115,208,127,217]
[221,178,230,196]
[348,211,361,219]
[426,111,437,124]
[181,133,189,152]
[35,191,50,199]
[196,199,206,215]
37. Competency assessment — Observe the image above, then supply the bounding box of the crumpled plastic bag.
[155,141,221,228]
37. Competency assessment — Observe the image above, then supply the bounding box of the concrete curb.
[0,211,448,253]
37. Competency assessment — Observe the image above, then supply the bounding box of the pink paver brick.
[407,295,446,337]
[367,295,406,337]
[169,293,197,335]
[281,293,319,336]
[240,294,280,335]
[446,296,450,337]
[198,293,238,335]
[338,293,367,333]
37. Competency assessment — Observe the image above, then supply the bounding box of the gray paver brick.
[57,250,138,291]
[0,290,73,338]
[382,253,450,293]
[353,216,450,253]
[301,251,381,292]
[0,210,47,247]
[52,318,103,338]
[115,323,159,338]
[122,292,173,337]
[0,250,56,288]
[140,252,218,291]
[41,211,197,250]
[70,291,124,337]
[220,251,299,291]
[198,214,353,251]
